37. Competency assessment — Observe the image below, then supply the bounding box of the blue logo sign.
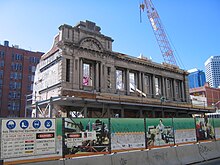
[6,120,16,129]
[20,120,29,129]
[44,120,52,128]
[33,120,41,129]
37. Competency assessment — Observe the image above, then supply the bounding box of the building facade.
[205,56,220,88]
[190,82,220,109]
[32,20,213,118]
[0,41,43,117]
[188,68,206,89]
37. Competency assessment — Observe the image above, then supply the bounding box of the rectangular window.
[0,51,5,58]
[167,79,172,98]
[83,63,92,86]
[107,67,111,88]
[116,69,124,90]
[0,70,3,78]
[66,59,70,82]
[0,79,3,87]
[15,54,23,60]
[144,75,151,95]
[129,72,136,92]
[176,80,182,99]
[155,77,161,96]
[31,66,36,72]
[0,60,4,67]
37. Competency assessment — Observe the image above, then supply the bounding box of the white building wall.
[33,51,62,102]
[205,56,220,88]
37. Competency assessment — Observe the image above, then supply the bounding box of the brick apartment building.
[0,41,43,117]
[190,82,220,110]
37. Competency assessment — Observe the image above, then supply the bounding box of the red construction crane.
[140,0,177,66]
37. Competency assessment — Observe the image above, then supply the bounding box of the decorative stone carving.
[79,37,103,52]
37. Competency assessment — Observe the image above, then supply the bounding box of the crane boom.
[141,0,177,66]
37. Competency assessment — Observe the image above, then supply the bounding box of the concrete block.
[65,154,112,165]
[111,150,150,165]
[198,141,220,161]
[176,144,204,164]
[148,147,181,165]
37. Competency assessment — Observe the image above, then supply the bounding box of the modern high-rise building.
[0,41,43,117]
[205,56,220,88]
[188,68,206,89]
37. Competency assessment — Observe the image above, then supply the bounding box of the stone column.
[95,62,99,92]
[126,69,130,95]
[72,57,75,85]
[79,58,83,89]
[100,63,105,92]
[103,65,107,92]
[111,67,116,93]
[152,75,155,98]
[142,73,146,94]
[181,81,185,102]
[173,79,177,101]
[162,77,166,98]
[138,72,142,92]
[170,79,174,100]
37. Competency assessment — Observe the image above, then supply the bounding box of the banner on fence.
[146,118,174,147]
[63,118,109,155]
[0,118,56,159]
[214,118,220,140]
[111,118,145,151]
[195,117,215,141]
[173,118,196,144]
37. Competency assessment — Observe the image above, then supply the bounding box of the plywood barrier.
[176,144,204,164]
[198,141,220,161]
[148,147,181,165]
[111,150,150,165]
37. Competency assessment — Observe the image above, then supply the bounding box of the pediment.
[79,37,103,52]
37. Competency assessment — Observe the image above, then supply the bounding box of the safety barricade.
[176,143,204,164]
[65,154,112,165]
[111,150,149,165]
[216,140,220,154]
[198,141,220,161]
[3,157,63,165]
[148,147,181,165]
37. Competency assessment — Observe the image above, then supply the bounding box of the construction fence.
[1,117,220,163]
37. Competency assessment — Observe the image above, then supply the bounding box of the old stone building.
[32,20,213,118]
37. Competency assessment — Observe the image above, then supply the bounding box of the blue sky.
[0,0,220,71]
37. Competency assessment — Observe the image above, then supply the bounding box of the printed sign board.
[111,118,145,151]
[146,118,174,147]
[64,118,109,155]
[195,117,215,141]
[0,118,56,159]
[173,118,197,144]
